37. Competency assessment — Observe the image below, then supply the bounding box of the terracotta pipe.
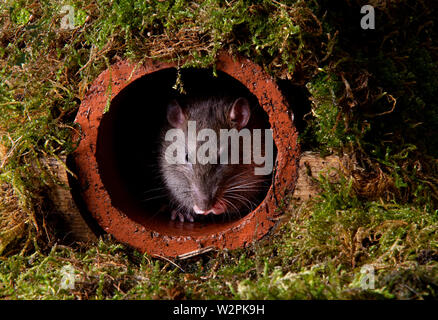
[73,52,300,258]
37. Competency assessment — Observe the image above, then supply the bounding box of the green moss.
[304,73,346,151]
[0,0,324,252]
[0,0,437,300]
[2,186,436,299]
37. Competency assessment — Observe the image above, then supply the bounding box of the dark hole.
[277,80,312,135]
[94,68,276,235]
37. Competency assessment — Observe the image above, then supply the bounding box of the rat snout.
[193,187,213,211]
[192,185,225,215]
[193,203,226,215]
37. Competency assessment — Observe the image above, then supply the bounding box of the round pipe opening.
[73,53,299,257]
[96,68,275,236]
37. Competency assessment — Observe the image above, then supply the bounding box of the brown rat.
[159,95,271,222]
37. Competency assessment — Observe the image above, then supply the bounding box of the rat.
[159,95,271,223]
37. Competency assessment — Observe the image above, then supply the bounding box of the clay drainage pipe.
[73,52,300,258]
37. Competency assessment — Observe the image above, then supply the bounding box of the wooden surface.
[292,151,344,203]
[45,157,98,243]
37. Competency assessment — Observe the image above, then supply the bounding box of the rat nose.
[193,185,215,211]
[192,185,225,215]
[193,203,226,215]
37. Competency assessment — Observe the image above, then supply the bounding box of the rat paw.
[171,210,195,223]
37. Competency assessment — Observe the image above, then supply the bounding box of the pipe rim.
[74,52,300,257]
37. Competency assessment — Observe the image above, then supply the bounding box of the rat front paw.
[171,210,195,223]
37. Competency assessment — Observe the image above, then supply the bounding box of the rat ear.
[167,100,185,128]
[230,97,251,129]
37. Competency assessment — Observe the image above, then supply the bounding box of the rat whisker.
[225,178,267,190]
[141,194,168,202]
[220,197,240,214]
[142,187,166,194]
[224,194,256,212]
[225,186,266,192]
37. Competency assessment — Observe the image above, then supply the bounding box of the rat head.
[160,96,265,217]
